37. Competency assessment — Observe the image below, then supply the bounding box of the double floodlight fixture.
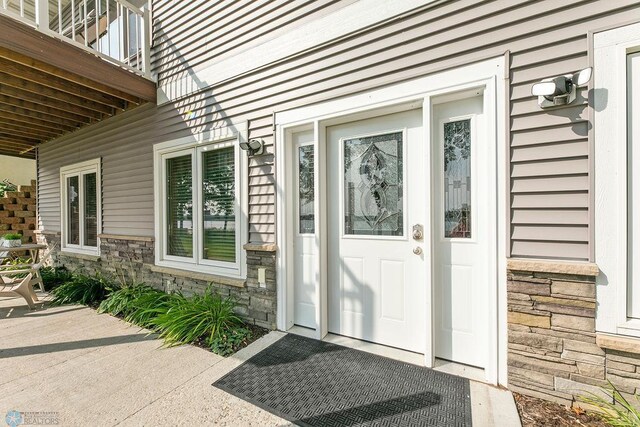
[239,138,264,156]
[531,67,592,109]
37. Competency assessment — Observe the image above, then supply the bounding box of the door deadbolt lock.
[412,224,424,240]
[413,246,423,255]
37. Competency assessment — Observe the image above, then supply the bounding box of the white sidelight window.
[154,135,246,278]
[595,22,640,337]
[60,159,101,255]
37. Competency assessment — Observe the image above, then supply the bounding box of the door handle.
[412,224,423,240]
[413,246,423,255]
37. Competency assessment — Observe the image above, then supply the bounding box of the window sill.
[59,251,101,262]
[596,332,640,354]
[507,258,599,277]
[243,243,277,252]
[148,264,245,288]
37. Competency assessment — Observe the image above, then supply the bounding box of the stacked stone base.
[40,232,277,329]
[507,261,640,409]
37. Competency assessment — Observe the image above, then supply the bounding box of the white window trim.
[59,158,102,256]
[594,22,640,337]
[153,127,248,279]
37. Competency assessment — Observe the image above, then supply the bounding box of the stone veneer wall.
[507,260,640,409]
[40,232,277,329]
[0,180,37,243]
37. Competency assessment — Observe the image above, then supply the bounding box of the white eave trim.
[157,0,436,104]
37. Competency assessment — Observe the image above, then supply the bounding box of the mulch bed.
[514,393,608,427]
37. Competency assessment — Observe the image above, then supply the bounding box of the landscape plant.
[45,268,254,356]
[50,272,117,307]
[579,381,640,427]
[124,289,183,328]
[98,284,159,317]
[148,287,247,352]
[40,266,74,291]
[2,233,22,241]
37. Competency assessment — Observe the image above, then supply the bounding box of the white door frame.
[274,56,508,385]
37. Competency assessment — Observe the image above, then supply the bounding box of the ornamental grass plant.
[50,272,117,307]
[579,382,640,427]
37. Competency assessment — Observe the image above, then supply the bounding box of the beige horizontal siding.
[37,0,640,258]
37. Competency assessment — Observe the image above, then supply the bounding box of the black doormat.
[213,334,472,427]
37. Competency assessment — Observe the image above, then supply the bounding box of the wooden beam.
[0,74,114,115]
[0,133,39,145]
[0,94,91,124]
[0,111,75,132]
[0,117,67,136]
[0,15,156,103]
[0,46,142,104]
[0,58,127,109]
[0,85,102,120]
[0,139,37,152]
[0,149,31,159]
[0,148,34,159]
[0,104,81,128]
[0,125,59,140]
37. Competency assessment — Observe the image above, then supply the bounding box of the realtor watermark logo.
[5,410,59,426]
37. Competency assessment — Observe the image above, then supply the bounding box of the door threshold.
[433,358,486,383]
[287,326,425,367]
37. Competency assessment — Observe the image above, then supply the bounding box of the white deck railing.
[1,0,151,79]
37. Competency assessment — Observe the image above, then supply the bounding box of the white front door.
[327,109,425,353]
[432,95,489,368]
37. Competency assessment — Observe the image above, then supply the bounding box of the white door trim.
[274,56,507,385]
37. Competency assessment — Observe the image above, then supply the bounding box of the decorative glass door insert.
[342,132,403,236]
[298,144,315,234]
[443,119,472,238]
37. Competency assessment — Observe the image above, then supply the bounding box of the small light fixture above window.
[239,138,264,156]
[531,67,592,108]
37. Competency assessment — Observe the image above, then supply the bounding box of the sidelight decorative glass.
[343,132,403,236]
[202,148,236,262]
[83,173,98,247]
[166,155,193,257]
[298,145,315,234]
[67,176,80,245]
[443,119,472,238]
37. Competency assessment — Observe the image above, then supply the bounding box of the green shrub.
[579,381,640,427]
[50,273,117,307]
[210,326,252,356]
[40,266,74,291]
[150,288,243,353]
[124,289,181,328]
[98,285,158,317]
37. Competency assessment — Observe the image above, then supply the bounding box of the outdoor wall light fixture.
[531,67,592,108]
[239,138,264,156]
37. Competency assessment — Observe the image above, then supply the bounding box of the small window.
[60,159,101,255]
[297,144,315,234]
[443,119,472,239]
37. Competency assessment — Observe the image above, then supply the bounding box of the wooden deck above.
[0,15,156,159]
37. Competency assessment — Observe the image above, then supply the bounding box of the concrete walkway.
[0,294,520,426]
